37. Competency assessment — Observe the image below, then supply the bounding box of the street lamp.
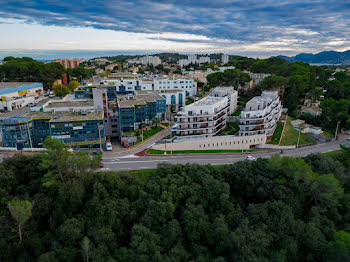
[98,124,103,151]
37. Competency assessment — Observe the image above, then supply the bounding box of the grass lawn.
[269,123,284,144]
[137,126,165,143]
[146,148,258,155]
[280,118,315,146]
[142,126,164,140]
[161,122,169,127]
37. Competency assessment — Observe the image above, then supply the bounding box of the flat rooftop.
[46,100,94,108]
[187,96,225,107]
[136,90,184,95]
[117,94,165,108]
[25,110,103,122]
[0,82,43,95]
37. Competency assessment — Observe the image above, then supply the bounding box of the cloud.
[0,0,349,55]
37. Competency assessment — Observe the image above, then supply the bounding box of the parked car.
[106,142,112,151]
[49,92,55,98]
[245,155,256,161]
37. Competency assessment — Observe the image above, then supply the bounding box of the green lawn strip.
[323,149,342,157]
[322,131,334,138]
[161,122,169,127]
[146,148,258,155]
[142,126,164,140]
[280,118,315,146]
[269,123,284,144]
[136,126,165,143]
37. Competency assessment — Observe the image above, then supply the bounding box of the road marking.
[103,126,171,155]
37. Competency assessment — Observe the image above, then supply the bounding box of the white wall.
[152,134,267,151]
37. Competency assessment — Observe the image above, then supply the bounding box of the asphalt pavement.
[101,138,350,171]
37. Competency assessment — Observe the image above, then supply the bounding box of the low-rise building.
[239,91,282,137]
[300,105,321,116]
[0,82,44,111]
[0,110,105,149]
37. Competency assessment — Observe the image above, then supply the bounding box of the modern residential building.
[76,76,197,100]
[209,86,238,115]
[238,91,282,137]
[117,93,166,133]
[175,96,229,139]
[54,58,80,69]
[0,110,105,149]
[222,54,229,64]
[0,82,44,111]
[136,89,186,111]
[140,55,161,66]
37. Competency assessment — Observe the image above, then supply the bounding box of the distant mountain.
[276,50,350,65]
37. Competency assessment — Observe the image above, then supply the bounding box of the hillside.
[277,50,350,64]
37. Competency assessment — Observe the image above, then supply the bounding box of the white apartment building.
[140,55,161,66]
[209,86,238,115]
[98,76,197,97]
[175,96,228,139]
[179,55,211,68]
[239,91,282,137]
[222,54,229,64]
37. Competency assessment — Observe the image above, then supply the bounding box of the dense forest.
[0,57,65,88]
[1,138,350,261]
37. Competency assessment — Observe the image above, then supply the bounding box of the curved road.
[102,138,350,171]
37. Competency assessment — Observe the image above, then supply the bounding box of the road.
[101,139,350,171]
[0,97,51,118]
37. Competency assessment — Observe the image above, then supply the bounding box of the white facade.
[179,55,211,68]
[175,96,228,139]
[97,77,197,97]
[152,134,266,151]
[174,86,238,139]
[209,86,238,115]
[239,91,282,137]
[222,54,229,64]
[140,55,161,66]
[136,90,185,111]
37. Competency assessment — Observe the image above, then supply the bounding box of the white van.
[106,142,112,151]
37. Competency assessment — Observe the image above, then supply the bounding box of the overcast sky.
[0,0,349,58]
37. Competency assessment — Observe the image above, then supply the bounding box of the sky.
[0,0,349,59]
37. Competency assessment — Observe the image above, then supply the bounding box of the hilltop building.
[54,58,80,69]
[222,54,229,64]
[140,55,161,66]
[179,55,211,67]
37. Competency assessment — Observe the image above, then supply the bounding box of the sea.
[0,49,154,61]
